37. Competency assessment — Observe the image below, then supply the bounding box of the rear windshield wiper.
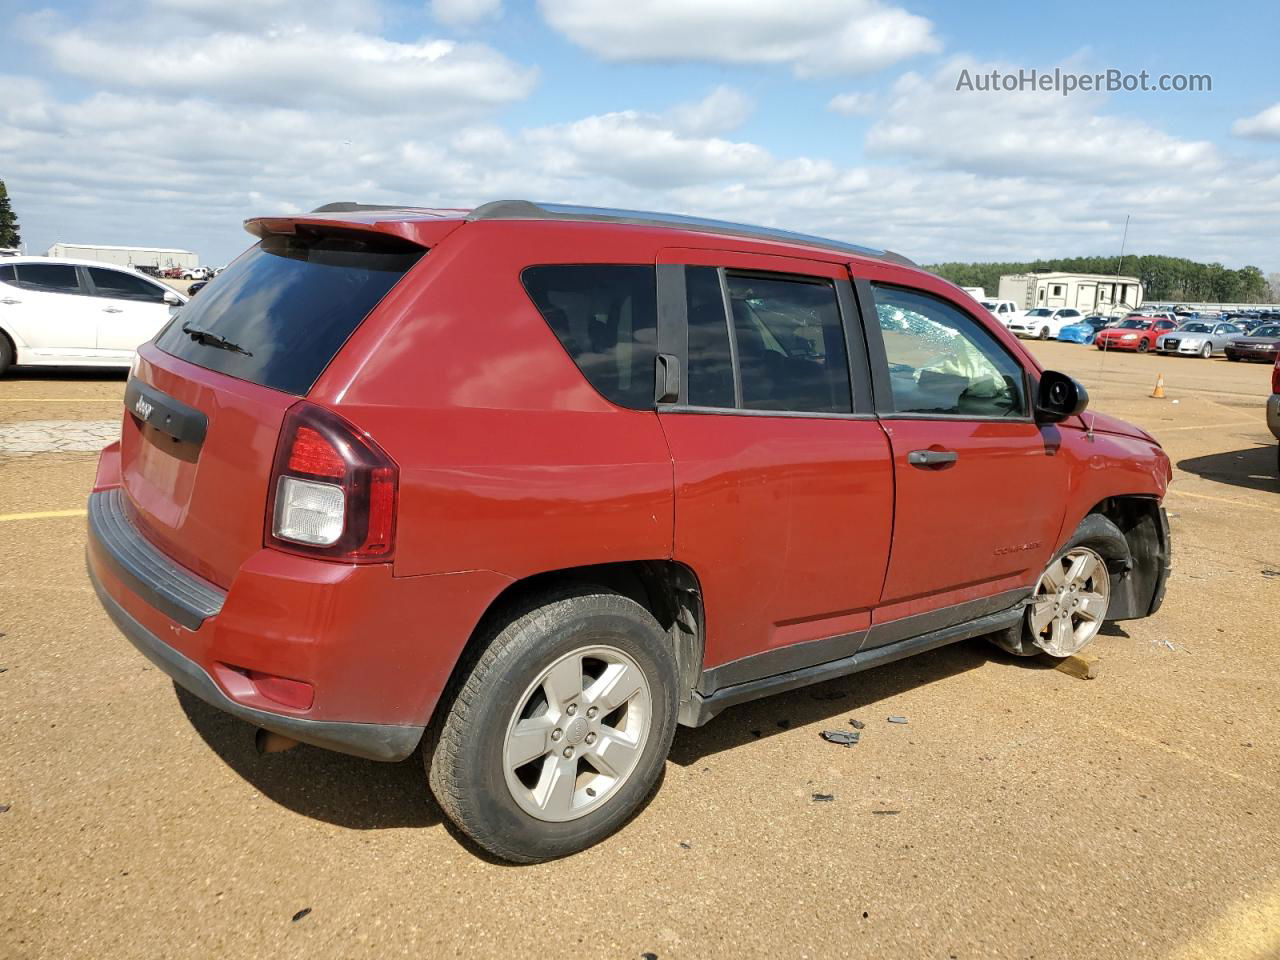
[181,322,253,357]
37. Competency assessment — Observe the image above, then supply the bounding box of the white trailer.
[998,271,1143,316]
[46,243,198,270]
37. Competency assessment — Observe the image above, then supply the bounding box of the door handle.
[0,298,20,305]
[908,449,959,468]
[102,307,124,313]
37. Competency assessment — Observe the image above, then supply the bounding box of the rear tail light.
[266,401,398,562]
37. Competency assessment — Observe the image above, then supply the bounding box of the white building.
[46,243,198,270]
[998,271,1143,316]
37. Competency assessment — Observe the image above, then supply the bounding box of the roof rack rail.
[465,200,916,267]
[311,202,435,214]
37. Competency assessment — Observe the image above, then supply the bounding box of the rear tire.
[0,335,13,377]
[427,587,679,863]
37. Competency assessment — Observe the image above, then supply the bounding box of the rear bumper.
[88,562,423,761]
[86,486,513,762]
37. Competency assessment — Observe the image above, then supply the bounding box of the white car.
[1007,307,1085,339]
[979,299,1022,326]
[0,256,186,374]
[180,267,210,280]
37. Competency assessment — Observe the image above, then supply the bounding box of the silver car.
[1156,320,1246,358]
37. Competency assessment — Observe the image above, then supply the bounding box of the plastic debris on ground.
[849,718,866,730]
[887,716,908,724]
[820,729,860,747]
[812,793,835,802]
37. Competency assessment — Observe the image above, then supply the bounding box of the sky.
[1,0,1277,270]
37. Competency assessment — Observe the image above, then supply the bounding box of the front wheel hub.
[1029,546,1111,657]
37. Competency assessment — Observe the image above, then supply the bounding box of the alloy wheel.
[1029,546,1111,657]
[502,645,652,822]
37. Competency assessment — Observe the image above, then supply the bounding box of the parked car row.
[1042,311,1275,361]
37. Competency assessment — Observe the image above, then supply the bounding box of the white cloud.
[538,0,940,75]
[664,85,754,136]
[1233,103,1280,140]
[828,91,876,116]
[867,57,1219,183]
[27,15,535,115]
[431,0,503,26]
[2,6,1277,275]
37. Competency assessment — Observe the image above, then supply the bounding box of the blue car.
[1057,315,1110,344]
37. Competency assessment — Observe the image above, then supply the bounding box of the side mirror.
[1035,370,1089,423]
[163,290,182,306]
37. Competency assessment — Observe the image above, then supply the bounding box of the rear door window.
[725,273,852,413]
[155,232,424,396]
[88,267,168,303]
[521,265,658,410]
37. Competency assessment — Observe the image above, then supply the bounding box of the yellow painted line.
[1165,489,1280,514]
[1158,420,1260,432]
[0,509,87,522]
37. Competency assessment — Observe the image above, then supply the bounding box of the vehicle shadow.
[669,637,1045,766]
[1,368,128,383]
[1176,442,1279,494]
[174,682,668,864]
[174,684,442,831]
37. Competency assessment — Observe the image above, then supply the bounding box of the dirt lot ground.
[1,343,1277,960]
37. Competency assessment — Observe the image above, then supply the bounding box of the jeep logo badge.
[134,396,153,420]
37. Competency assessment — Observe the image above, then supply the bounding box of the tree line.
[0,179,19,249]
[926,254,1275,304]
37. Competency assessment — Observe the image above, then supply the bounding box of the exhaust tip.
[255,728,300,755]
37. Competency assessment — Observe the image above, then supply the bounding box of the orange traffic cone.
[1150,373,1166,399]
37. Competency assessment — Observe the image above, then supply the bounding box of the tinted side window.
[521,265,657,410]
[15,263,81,294]
[684,266,734,408]
[726,274,851,413]
[89,267,167,303]
[872,284,1026,418]
[0,265,14,285]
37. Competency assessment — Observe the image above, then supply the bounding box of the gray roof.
[311,199,916,267]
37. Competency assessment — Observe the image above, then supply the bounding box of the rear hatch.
[120,227,426,588]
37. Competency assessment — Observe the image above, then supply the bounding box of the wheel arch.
[1079,495,1170,620]
[436,559,707,729]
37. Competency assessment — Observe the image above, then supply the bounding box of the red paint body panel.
[875,419,1068,611]
[660,412,894,670]
[121,346,295,588]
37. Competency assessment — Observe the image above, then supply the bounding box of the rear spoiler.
[244,210,466,248]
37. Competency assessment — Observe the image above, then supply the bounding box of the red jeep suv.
[86,201,1172,862]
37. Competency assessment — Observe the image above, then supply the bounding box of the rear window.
[520,265,657,410]
[155,232,424,395]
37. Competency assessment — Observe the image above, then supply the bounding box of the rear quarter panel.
[313,220,677,581]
